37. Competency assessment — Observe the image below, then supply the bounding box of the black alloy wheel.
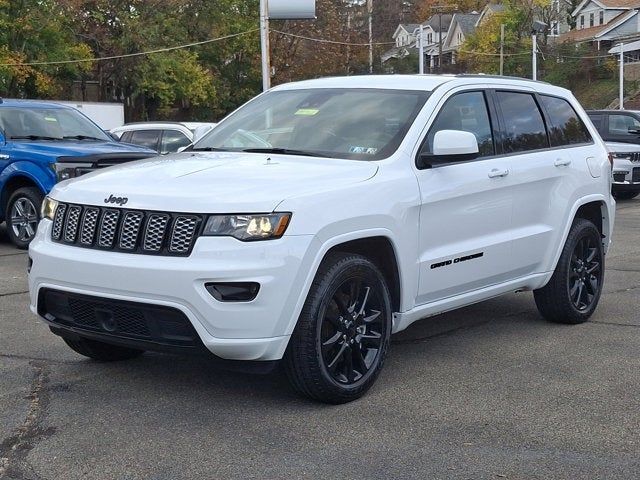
[319,277,386,386]
[568,234,602,312]
[285,252,392,403]
[534,218,604,324]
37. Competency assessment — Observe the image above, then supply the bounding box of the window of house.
[590,13,594,27]
[427,33,432,43]
[580,15,584,28]
[496,91,549,153]
[599,10,604,24]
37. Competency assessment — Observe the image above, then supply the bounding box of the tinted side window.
[161,130,191,154]
[120,131,133,143]
[608,114,640,136]
[540,95,592,146]
[588,114,603,131]
[423,91,494,157]
[496,91,548,153]
[130,130,160,151]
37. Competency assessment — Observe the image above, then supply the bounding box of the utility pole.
[431,4,457,73]
[499,24,505,76]
[532,32,537,81]
[419,24,424,74]
[368,0,373,74]
[619,42,624,109]
[260,0,271,91]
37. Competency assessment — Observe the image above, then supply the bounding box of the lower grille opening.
[38,289,201,348]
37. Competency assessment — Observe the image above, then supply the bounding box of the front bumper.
[612,158,640,191]
[29,220,316,361]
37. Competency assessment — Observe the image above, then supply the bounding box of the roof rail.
[454,74,550,85]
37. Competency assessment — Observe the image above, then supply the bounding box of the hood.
[605,141,640,153]
[8,140,155,159]
[51,152,379,213]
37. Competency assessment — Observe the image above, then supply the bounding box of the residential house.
[382,15,453,68]
[441,13,482,66]
[558,0,640,50]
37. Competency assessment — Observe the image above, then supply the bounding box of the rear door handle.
[554,158,572,167]
[488,168,509,178]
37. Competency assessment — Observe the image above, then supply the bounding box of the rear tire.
[63,337,145,361]
[612,191,638,200]
[284,252,392,404]
[6,187,43,249]
[534,218,604,324]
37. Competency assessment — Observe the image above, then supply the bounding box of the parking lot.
[0,200,638,480]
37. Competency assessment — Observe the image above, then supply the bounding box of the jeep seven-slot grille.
[51,203,203,256]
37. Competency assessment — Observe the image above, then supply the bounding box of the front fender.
[0,160,55,195]
[279,227,413,338]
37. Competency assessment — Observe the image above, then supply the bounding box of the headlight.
[202,213,291,241]
[41,197,58,221]
[55,165,79,182]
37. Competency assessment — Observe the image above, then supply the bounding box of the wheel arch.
[542,195,613,287]
[0,173,44,217]
[282,229,408,339]
[323,236,402,314]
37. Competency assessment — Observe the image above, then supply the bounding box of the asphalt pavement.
[1,200,639,480]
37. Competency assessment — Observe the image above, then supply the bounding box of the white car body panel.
[29,75,615,361]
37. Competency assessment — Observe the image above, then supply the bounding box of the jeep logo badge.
[104,194,128,206]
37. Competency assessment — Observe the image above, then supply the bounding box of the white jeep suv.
[29,75,615,403]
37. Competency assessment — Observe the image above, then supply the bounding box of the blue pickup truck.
[0,99,155,248]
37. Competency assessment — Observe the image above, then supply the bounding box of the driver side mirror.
[417,130,479,169]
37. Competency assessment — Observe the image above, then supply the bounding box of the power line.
[458,49,530,57]
[0,29,259,67]
[271,29,394,46]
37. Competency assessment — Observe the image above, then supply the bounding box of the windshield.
[194,88,430,160]
[0,107,111,141]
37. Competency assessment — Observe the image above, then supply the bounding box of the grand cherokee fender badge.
[431,252,484,270]
[104,194,128,206]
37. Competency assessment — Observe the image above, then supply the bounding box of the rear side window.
[161,130,191,154]
[608,114,640,136]
[588,114,603,131]
[130,130,160,151]
[540,96,591,146]
[423,91,495,157]
[496,91,548,153]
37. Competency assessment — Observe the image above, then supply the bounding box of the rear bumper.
[29,220,317,361]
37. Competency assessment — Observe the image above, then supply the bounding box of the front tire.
[285,253,392,404]
[534,218,604,324]
[6,187,43,249]
[63,337,145,361]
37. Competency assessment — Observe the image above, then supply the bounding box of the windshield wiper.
[62,135,105,141]
[10,135,62,141]
[240,148,324,157]
[191,147,230,152]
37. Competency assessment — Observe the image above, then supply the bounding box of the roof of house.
[559,10,635,42]
[571,0,640,16]
[424,14,454,32]
[456,13,481,35]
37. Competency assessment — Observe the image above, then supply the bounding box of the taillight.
[608,152,614,167]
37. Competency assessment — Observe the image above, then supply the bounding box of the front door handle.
[554,158,572,167]
[488,168,509,178]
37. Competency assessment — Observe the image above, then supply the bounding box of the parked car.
[29,75,614,403]
[587,109,640,145]
[605,141,640,200]
[0,99,156,248]
[111,122,217,154]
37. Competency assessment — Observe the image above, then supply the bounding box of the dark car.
[0,99,156,248]
[586,109,640,145]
